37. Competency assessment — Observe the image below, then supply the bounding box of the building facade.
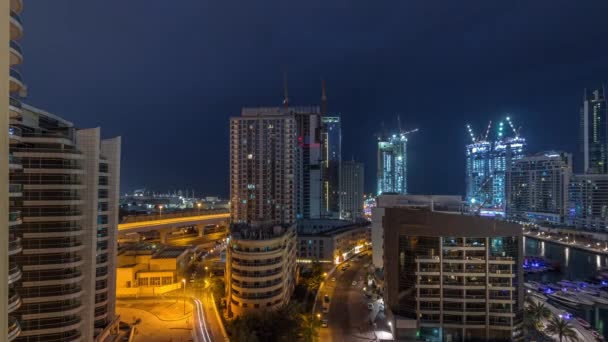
[371,194,463,269]
[5,1,26,340]
[506,152,572,223]
[296,219,370,263]
[377,133,409,195]
[382,208,524,341]
[321,116,341,218]
[11,104,120,341]
[230,108,298,225]
[568,174,608,231]
[340,160,364,220]
[226,224,297,317]
[580,87,608,174]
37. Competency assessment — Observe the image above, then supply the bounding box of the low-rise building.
[226,223,297,317]
[296,219,371,264]
[116,246,191,297]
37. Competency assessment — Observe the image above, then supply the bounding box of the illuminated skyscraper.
[465,118,526,216]
[580,86,608,174]
[377,130,417,195]
[340,160,364,219]
[321,116,341,217]
[506,151,572,223]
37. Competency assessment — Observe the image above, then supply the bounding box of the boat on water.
[528,291,548,301]
[578,292,608,305]
[576,317,591,329]
[548,291,594,307]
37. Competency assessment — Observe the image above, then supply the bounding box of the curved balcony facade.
[8,263,22,285]
[8,316,21,342]
[9,237,22,256]
[9,40,23,65]
[8,288,22,314]
[11,0,23,13]
[228,225,297,317]
[9,96,22,118]
[9,68,25,94]
[10,10,23,40]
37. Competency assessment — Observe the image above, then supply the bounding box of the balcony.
[9,183,22,197]
[9,96,22,118]
[10,0,23,13]
[9,68,25,94]
[9,154,21,170]
[18,315,82,337]
[9,40,23,65]
[21,269,83,287]
[8,263,22,285]
[8,316,20,342]
[9,125,22,143]
[9,237,22,256]
[10,10,23,40]
[8,289,22,313]
[9,211,21,226]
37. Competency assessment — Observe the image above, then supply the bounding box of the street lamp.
[197,202,202,215]
[159,205,163,219]
[182,278,186,315]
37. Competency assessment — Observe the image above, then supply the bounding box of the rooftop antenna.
[321,79,327,116]
[282,70,289,109]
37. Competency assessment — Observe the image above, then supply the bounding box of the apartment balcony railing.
[9,10,23,40]
[19,315,82,333]
[9,211,21,222]
[9,125,22,139]
[8,289,21,313]
[9,237,22,256]
[9,96,21,109]
[9,183,22,195]
[9,40,22,64]
[20,300,82,316]
[7,316,20,342]
[8,263,21,285]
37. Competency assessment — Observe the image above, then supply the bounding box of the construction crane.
[484,120,492,141]
[505,116,518,138]
[466,124,476,143]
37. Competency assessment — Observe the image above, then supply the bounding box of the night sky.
[21,1,608,197]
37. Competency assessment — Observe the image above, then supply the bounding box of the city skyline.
[20,1,607,196]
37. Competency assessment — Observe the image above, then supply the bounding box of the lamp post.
[182,278,186,314]
[197,202,201,216]
[159,205,163,219]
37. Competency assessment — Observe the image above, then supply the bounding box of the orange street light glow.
[117,213,229,231]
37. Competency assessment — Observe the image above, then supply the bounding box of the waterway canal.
[525,236,608,337]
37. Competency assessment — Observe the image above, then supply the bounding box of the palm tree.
[525,300,551,330]
[545,316,579,342]
[299,314,321,342]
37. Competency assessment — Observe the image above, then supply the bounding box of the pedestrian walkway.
[117,301,193,342]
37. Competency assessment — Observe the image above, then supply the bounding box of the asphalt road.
[317,253,377,342]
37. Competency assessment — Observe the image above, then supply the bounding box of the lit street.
[316,253,388,341]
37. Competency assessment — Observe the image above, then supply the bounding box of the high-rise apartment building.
[293,107,323,219]
[506,152,572,223]
[580,87,608,174]
[5,1,26,340]
[229,107,299,225]
[465,118,526,216]
[10,104,121,342]
[339,160,364,219]
[377,132,414,195]
[226,224,297,317]
[382,208,523,341]
[568,174,608,231]
[321,116,341,218]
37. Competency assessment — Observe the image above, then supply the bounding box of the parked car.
[367,303,374,310]
[352,281,358,286]
[323,295,330,303]
[321,319,328,328]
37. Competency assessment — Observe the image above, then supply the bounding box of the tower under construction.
[465,117,526,216]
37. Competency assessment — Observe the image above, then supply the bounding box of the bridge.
[118,213,230,243]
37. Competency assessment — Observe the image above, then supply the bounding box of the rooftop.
[231,223,293,241]
[152,247,189,259]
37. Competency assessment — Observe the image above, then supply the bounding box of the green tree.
[545,316,579,342]
[525,300,551,331]
[299,314,321,342]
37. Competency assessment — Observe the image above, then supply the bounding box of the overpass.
[118,213,230,243]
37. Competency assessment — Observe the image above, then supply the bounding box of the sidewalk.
[116,305,192,342]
